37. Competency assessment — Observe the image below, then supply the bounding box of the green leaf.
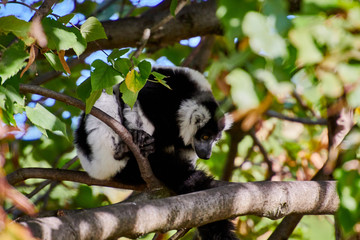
[0,40,28,83]
[289,28,323,65]
[107,48,130,62]
[119,82,138,108]
[26,103,68,139]
[170,0,178,16]
[57,14,75,24]
[85,89,102,114]
[91,60,123,91]
[77,77,92,101]
[42,18,86,55]
[68,27,87,56]
[226,68,259,111]
[0,85,24,125]
[138,60,152,80]
[44,51,66,72]
[0,16,33,45]
[243,12,287,59]
[151,71,171,89]
[318,71,343,98]
[347,84,360,108]
[255,69,293,100]
[113,58,132,76]
[80,16,107,42]
[125,69,146,93]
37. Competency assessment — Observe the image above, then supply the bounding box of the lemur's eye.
[201,135,209,140]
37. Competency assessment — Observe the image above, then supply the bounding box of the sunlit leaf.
[226,69,259,111]
[119,82,138,108]
[0,16,33,45]
[243,12,287,59]
[44,51,66,72]
[80,16,107,42]
[0,40,28,83]
[91,60,123,91]
[42,18,86,55]
[318,70,343,98]
[26,103,68,139]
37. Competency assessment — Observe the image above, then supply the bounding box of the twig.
[19,84,162,189]
[7,168,145,191]
[131,28,151,59]
[266,110,327,125]
[0,1,37,12]
[131,0,188,60]
[249,129,275,180]
[150,0,188,33]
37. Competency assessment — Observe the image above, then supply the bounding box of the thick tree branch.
[19,84,162,189]
[78,0,221,56]
[20,181,339,240]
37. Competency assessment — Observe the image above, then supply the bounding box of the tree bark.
[20,181,339,240]
[76,0,221,56]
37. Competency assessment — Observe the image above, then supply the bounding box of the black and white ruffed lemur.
[74,66,238,240]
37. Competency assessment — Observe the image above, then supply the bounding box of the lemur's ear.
[223,113,233,131]
[177,99,210,145]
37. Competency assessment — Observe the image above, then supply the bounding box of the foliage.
[0,0,360,239]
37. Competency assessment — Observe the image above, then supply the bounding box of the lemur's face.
[192,116,226,160]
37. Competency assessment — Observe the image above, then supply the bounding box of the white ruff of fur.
[223,113,233,131]
[78,92,128,180]
[177,99,211,146]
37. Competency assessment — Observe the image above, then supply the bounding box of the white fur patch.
[123,102,154,135]
[177,99,211,145]
[78,92,128,180]
[223,113,233,131]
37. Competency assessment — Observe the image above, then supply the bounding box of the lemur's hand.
[114,129,155,160]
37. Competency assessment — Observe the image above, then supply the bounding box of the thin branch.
[1,1,37,12]
[6,168,145,191]
[19,84,162,189]
[266,110,327,125]
[31,0,58,21]
[221,121,246,181]
[131,28,151,59]
[249,129,275,180]
[131,0,188,60]
[150,0,188,33]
